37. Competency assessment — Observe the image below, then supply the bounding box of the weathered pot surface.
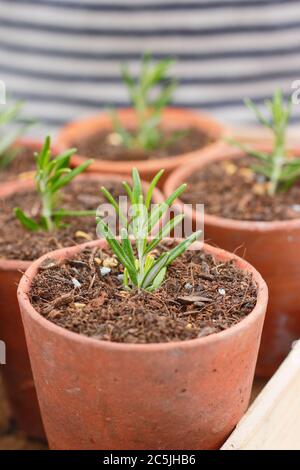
[0,173,163,439]
[56,107,225,184]
[18,239,267,450]
[164,142,300,376]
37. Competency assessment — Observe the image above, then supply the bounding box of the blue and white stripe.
[0,0,300,135]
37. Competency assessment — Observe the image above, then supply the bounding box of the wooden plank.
[222,340,300,450]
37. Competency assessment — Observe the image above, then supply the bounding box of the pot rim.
[14,137,45,148]
[164,141,300,232]
[0,172,164,270]
[56,107,227,173]
[17,238,268,352]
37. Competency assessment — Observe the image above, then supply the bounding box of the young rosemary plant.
[230,89,300,196]
[111,53,178,151]
[0,101,32,169]
[14,136,93,231]
[97,168,201,292]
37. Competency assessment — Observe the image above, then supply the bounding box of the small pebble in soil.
[218,288,226,296]
[252,183,266,195]
[198,326,217,338]
[223,162,237,175]
[103,257,119,268]
[184,282,193,290]
[100,267,111,276]
[239,167,254,182]
[39,258,59,270]
[107,132,123,146]
[256,174,266,183]
[117,274,124,281]
[119,290,130,296]
[291,204,300,213]
[75,231,92,241]
[72,278,81,288]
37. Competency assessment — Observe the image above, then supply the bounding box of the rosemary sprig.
[111,52,179,151]
[14,136,93,231]
[229,89,300,196]
[97,168,201,292]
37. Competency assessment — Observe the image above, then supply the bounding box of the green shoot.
[111,52,178,151]
[229,89,300,196]
[14,136,94,231]
[0,101,33,169]
[96,168,202,292]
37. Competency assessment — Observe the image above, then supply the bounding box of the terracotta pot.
[0,173,163,440]
[56,108,225,184]
[164,142,300,377]
[17,239,267,450]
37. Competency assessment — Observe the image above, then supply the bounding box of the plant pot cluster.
[164,142,300,377]
[1,59,297,450]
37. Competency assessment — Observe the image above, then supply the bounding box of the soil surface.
[0,179,126,261]
[30,242,257,344]
[0,146,36,183]
[73,128,212,162]
[182,156,300,222]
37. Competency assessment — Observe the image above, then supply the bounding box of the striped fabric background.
[0,0,300,136]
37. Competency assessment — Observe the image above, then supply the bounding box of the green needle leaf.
[166,230,202,266]
[122,181,134,203]
[101,186,128,227]
[51,159,93,192]
[121,227,136,267]
[53,209,96,218]
[141,252,169,289]
[147,183,187,233]
[148,266,167,292]
[145,169,164,209]
[14,208,40,232]
[132,167,143,205]
[144,213,184,255]
[38,135,51,170]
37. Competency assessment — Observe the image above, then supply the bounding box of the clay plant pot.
[0,173,163,440]
[164,142,300,377]
[17,239,267,450]
[56,108,225,184]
